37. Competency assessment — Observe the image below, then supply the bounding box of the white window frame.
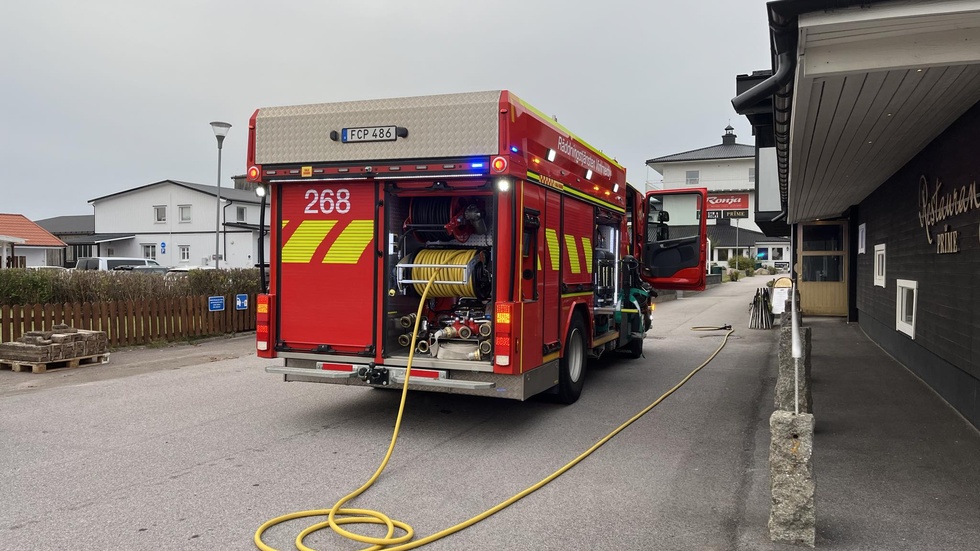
[873,244,886,287]
[236,206,247,223]
[179,245,190,262]
[895,279,918,339]
[749,167,756,183]
[142,243,157,260]
[685,170,700,186]
[179,205,192,223]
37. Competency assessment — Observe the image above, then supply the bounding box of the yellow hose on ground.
[254,272,734,550]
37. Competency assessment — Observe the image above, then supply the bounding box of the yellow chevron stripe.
[282,220,289,229]
[537,255,542,270]
[324,220,374,264]
[582,237,593,273]
[545,229,560,271]
[281,220,337,263]
[564,234,581,274]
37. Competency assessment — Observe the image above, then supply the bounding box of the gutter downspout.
[731,6,798,219]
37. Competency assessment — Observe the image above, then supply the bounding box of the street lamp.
[210,121,232,268]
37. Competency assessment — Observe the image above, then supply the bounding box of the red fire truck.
[246,91,707,404]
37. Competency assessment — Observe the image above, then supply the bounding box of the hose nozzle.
[399,313,417,329]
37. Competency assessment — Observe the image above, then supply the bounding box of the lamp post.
[210,121,232,268]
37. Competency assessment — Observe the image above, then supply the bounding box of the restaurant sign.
[917,175,980,254]
[706,193,749,220]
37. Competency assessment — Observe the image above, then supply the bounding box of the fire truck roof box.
[253,90,505,165]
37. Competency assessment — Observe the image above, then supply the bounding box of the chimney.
[722,125,737,146]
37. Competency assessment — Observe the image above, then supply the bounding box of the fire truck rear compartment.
[384,187,495,369]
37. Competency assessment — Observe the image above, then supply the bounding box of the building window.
[142,244,157,260]
[803,224,843,251]
[179,245,190,262]
[716,248,729,262]
[895,279,918,339]
[685,170,699,186]
[106,247,115,256]
[179,205,191,223]
[756,247,769,261]
[749,167,756,183]
[772,247,784,261]
[873,244,886,287]
[154,205,167,223]
[236,206,247,222]
[802,256,843,282]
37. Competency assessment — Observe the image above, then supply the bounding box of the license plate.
[342,126,397,143]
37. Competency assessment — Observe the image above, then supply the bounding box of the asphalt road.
[1,277,786,550]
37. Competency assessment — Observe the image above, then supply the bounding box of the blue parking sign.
[235,294,248,310]
[208,296,225,312]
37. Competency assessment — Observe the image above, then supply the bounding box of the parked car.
[164,265,214,279]
[75,257,161,271]
[112,265,170,275]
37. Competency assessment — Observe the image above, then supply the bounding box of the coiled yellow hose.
[411,248,479,298]
[254,260,734,550]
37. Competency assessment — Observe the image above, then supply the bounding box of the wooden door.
[797,221,847,316]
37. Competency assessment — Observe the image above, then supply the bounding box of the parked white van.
[75,257,162,271]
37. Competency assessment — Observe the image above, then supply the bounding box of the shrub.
[767,266,778,275]
[0,268,261,307]
[728,269,741,281]
[727,255,755,271]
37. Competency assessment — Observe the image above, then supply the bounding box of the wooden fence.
[0,295,256,348]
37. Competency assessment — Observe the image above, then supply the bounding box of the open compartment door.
[639,188,708,291]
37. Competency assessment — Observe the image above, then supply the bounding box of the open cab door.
[639,188,708,291]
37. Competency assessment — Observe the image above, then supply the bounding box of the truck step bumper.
[265,365,495,390]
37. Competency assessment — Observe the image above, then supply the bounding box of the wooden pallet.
[0,353,110,374]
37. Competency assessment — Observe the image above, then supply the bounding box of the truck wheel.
[557,315,587,404]
[626,336,644,359]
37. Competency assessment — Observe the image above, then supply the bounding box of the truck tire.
[626,336,644,359]
[557,314,587,404]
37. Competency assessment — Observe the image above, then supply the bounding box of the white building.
[88,179,270,269]
[646,127,790,269]
[0,214,66,268]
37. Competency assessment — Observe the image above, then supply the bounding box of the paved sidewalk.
[789,317,980,550]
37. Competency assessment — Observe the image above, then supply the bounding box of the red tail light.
[491,156,508,173]
[256,294,273,358]
[494,302,514,370]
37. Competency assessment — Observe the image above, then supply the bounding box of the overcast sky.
[1,1,772,221]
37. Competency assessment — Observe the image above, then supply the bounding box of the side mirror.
[658,210,670,223]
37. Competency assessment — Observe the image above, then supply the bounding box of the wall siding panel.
[857,99,980,427]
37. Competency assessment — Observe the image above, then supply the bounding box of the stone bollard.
[769,411,816,547]
[779,296,800,326]
[777,325,812,413]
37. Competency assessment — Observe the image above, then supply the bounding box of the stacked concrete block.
[0,324,108,367]
[0,340,53,363]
